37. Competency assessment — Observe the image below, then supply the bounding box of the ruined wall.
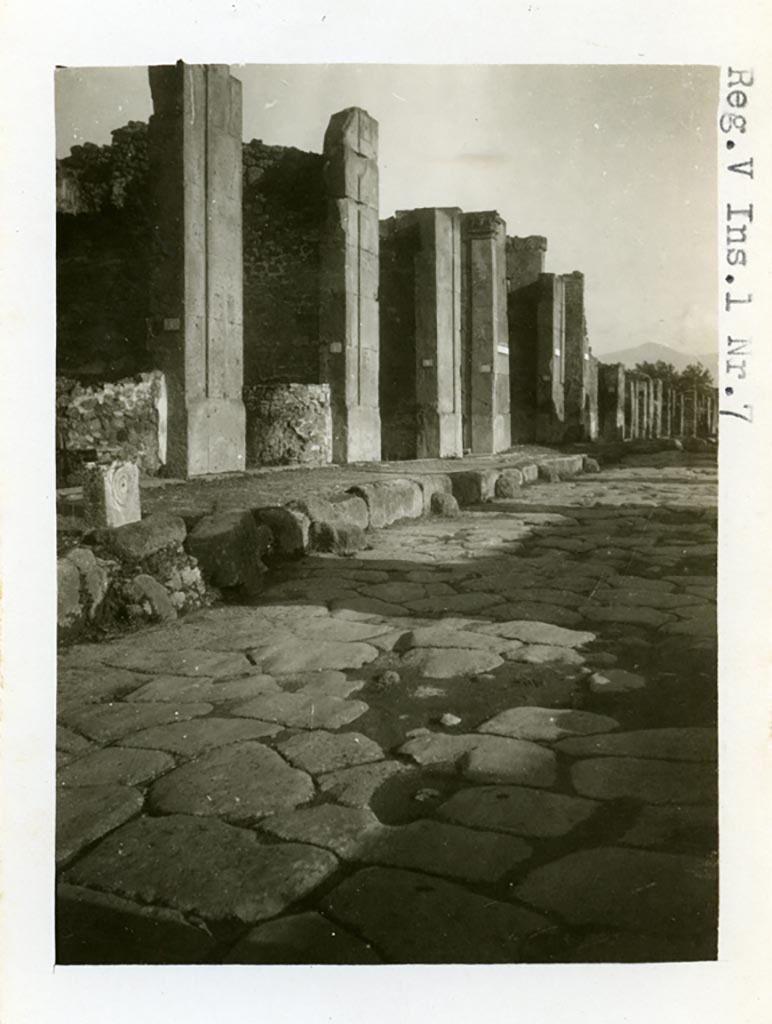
[244,383,332,467]
[242,141,325,385]
[56,123,153,380]
[507,236,547,443]
[56,371,167,484]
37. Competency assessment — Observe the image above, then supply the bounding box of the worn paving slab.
[232,692,368,730]
[477,707,619,742]
[276,731,384,774]
[148,741,314,821]
[64,814,338,924]
[57,784,144,865]
[437,785,600,838]
[514,847,717,935]
[121,718,282,757]
[59,702,213,744]
[223,911,382,964]
[555,727,717,762]
[322,866,550,963]
[58,747,175,788]
[571,757,717,805]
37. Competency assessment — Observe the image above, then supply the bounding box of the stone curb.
[58,452,595,643]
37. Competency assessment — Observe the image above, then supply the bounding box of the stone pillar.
[535,273,566,442]
[625,377,637,439]
[414,210,463,458]
[561,272,587,440]
[599,362,625,441]
[683,388,697,437]
[506,236,547,443]
[147,63,246,478]
[460,212,510,454]
[652,378,664,438]
[379,209,463,460]
[319,107,381,464]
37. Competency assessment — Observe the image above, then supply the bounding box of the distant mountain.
[596,342,717,380]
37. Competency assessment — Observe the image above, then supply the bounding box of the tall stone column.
[412,209,463,458]
[561,271,589,440]
[599,362,625,441]
[535,273,566,442]
[506,236,547,443]
[461,211,511,454]
[651,378,664,438]
[147,63,246,477]
[319,108,381,463]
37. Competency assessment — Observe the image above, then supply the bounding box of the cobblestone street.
[56,457,718,964]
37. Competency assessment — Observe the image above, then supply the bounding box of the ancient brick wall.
[242,140,326,386]
[56,371,167,484]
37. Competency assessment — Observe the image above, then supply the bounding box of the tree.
[678,362,714,389]
[634,360,680,386]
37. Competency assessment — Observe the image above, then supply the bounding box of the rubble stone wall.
[244,383,332,467]
[56,372,167,483]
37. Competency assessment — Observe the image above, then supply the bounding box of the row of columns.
[599,367,718,442]
[148,63,514,475]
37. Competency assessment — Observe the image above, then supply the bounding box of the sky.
[55,63,719,358]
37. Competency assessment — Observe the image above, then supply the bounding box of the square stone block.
[83,461,141,529]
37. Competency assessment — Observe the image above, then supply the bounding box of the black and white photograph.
[53,62,719,965]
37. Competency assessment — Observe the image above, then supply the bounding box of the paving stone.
[59,702,213,744]
[121,717,281,756]
[58,747,175,788]
[56,724,96,757]
[398,732,480,767]
[477,706,619,742]
[317,760,410,807]
[223,911,381,964]
[232,692,368,729]
[571,757,717,804]
[329,596,408,618]
[276,731,384,774]
[59,666,152,705]
[661,609,716,636]
[250,639,379,674]
[300,618,394,643]
[619,803,718,851]
[592,587,704,610]
[63,814,338,924]
[463,736,558,788]
[148,741,314,821]
[406,592,504,615]
[564,928,715,963]
[57,784,144,865]
[358,581,427,604]
[514,846,717,935]
[296,675,366,698]
[477,620,595,647]
[126,674,279,703]
[56,883,217,964]
[589,669,646,694]
[369,629,410,652]
[262,805,532,883]
[438,785,599,838]
[580,605,673,627]
[261,804,379,857]
[507,644,586,666]
[322,866,549,963]
[396,625,519,653]
[400,647,503,679]
[100,647,257,679]
[555,727,717,762]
